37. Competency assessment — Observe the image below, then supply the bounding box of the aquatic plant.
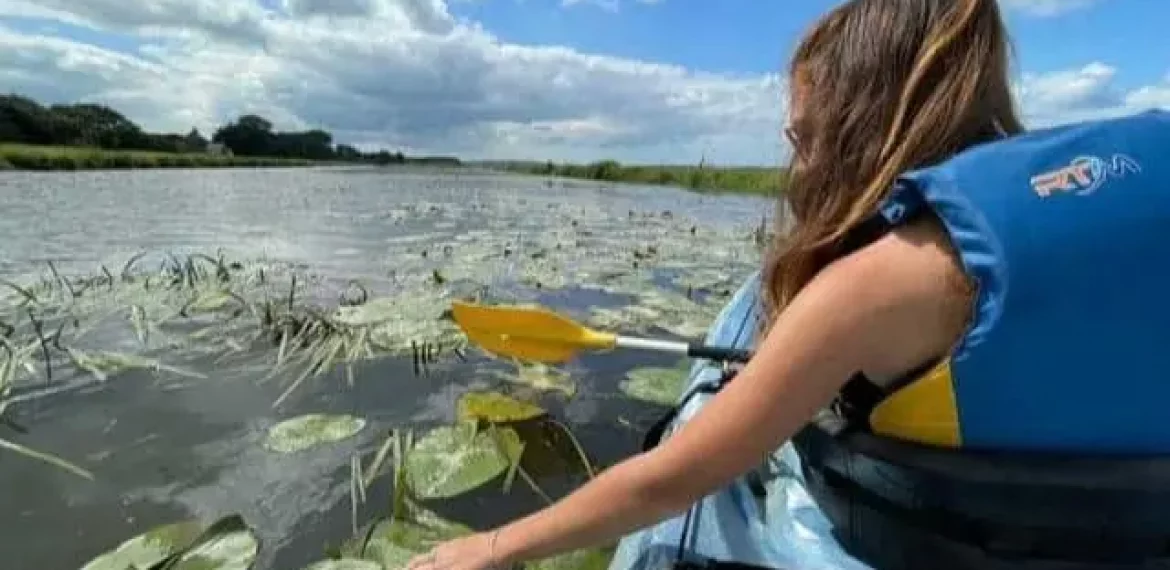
[457,391,548,424]
[7,193,764,569]
[306,401,607,569]
[80,515,259,570]
[620,361,693,407]
[265,413,369,454]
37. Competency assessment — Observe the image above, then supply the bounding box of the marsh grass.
[0,250,471,478]
[500,160,789,196]
[0,143,315,170]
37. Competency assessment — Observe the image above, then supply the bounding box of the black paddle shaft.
[686,343,753,363]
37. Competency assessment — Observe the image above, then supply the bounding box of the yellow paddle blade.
[450,301,617,363]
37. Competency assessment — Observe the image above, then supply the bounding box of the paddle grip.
[686,344,753,363]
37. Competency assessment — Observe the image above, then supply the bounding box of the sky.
[0,0,1167,165]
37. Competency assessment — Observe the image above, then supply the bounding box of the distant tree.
[0,92,453,165]
[185,128,209,151]
[271,129,333,160]
[0,95,57,144]
[212,114,276,156]
[335,144,361,160]
[371,150,394,165]
[49,103,143,148]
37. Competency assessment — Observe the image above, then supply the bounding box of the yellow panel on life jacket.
[868,359,961,448]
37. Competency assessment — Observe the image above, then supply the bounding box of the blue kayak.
[608,272,873,570]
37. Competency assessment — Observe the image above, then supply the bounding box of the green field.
[492,159,788,196]
[0,143,315,171]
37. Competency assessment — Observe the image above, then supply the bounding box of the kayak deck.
[608,272,873,570]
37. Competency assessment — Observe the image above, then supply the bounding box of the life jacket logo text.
[1030,154,1141,198]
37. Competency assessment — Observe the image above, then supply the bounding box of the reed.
[0,143,316,171]
[499,159,788,196]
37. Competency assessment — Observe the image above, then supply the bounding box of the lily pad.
[80,515,258,570]
[302,560,382,570]
[620,363,691,406]
[81,520,205,570]
[528,547,614,570]
[265,413,368,454]
[169,520,259,569]
[341,500,474,567]
[405,421,524,499]
[457,391,547,423]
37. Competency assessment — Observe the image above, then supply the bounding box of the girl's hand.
[406,531,503,570]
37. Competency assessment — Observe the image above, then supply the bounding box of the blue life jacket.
[857,108,1170,454]
[630,110,1170,570]
[786,109,1170,570]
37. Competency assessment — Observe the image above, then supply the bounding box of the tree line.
[0,93,459,166]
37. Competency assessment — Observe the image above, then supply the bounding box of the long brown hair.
[761,0,1023,322]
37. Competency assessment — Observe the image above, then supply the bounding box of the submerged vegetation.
[483,159,788,196]
[2,192,766,569]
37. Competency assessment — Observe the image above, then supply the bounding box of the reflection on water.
[0,166,770,569]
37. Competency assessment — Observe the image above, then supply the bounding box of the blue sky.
[452,0,1166,90]
[0,0,1167,164]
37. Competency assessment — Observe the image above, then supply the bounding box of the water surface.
[0,166,770,569]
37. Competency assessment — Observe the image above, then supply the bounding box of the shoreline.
[0,144,467,172]
[0,143,315,171]
[0,144,787,199]
[489,160,788,196]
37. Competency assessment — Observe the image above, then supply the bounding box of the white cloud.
[998,0,1099,17]
[1016,62,1121,112]
[1015,62,1170,127]
[0,0,782,164]
[0,0,1164,165]
[0,0,272,44]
